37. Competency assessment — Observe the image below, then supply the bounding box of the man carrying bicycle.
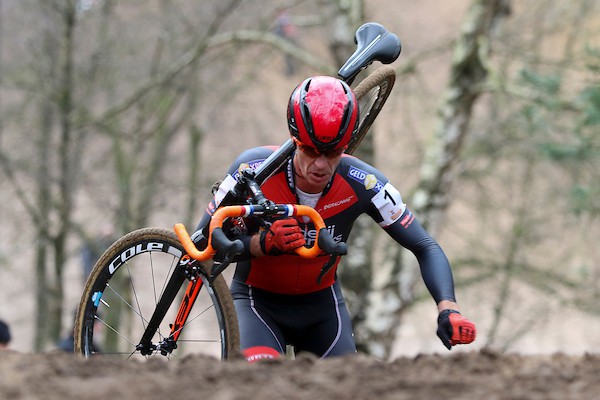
[199,75,476,362]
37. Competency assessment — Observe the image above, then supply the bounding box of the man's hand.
[436,309,476,350]
[259,218,306,255]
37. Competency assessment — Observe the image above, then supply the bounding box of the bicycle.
[74,22,401,360]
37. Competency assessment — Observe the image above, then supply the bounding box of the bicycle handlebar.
[174,204,347,262]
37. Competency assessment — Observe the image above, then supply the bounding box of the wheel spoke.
[74,228,239,360]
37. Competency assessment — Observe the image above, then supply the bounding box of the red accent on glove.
[437,309,476,350]
[260,218,306,255]
[448,312,476,346]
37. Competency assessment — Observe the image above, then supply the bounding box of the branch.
[88,0,243,125]
[208,30,334,73]
[0,151,42,226]
[85,29,333,130]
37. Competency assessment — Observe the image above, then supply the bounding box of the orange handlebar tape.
[174,204,327,261]
[292,205,325,258]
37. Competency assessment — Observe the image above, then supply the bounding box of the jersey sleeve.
[369,181,406,227]
[341,158,457,304]
[383,209,457,304]
[339,156,406,227]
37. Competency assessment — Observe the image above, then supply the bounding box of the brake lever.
[314,228,348,284]
[209,256,232,283]
[317,255,339,285]
[208,227,244,282]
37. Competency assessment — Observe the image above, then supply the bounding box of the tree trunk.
[33,102,53,351]
[319,0,378,352]
[363,0,512,358]
[47,0,78,345]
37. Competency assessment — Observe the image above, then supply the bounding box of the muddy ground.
[0,349,597,399]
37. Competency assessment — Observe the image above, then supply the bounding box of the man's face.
[293,140,345,193]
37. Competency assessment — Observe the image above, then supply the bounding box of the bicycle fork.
[136,255,203,356]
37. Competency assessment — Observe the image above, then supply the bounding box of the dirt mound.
[0,350,597,399]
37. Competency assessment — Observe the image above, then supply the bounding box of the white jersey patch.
[371,182,406,227]
[214,174,237,207]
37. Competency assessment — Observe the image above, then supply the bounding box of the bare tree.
[370,0,600,355]
[466,0,600,350]
[0,0,280,350]
[2,0,596,355]
[362,0,512,357]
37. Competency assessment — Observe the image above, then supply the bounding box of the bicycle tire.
[74,227,240,360]
[347,65,396,155]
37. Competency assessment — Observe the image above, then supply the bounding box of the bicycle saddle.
[338,22,402,83]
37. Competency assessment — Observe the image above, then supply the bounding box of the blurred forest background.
[0,0,598,357]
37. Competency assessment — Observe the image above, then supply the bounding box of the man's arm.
[437,299,460,313]
[383,208,476,349]
[248,234,263,257]
[383,210,457,305]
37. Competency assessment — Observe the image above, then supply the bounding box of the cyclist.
[196,76,476,362]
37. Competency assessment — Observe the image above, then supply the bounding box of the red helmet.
[287,76,358,152]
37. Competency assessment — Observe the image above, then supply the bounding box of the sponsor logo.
[322,196,354,211]
[233,160,265,179]
[348,166,383,192]
[364,174,377,190]
[400,211,414,228]
[348,166,367,181]
[302,224,342,246]
[108,242,182,275]
[390,208,403,221]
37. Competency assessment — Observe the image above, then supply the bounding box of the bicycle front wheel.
[74,227,240,360]
[347,65,396,155]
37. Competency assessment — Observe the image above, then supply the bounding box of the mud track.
[0,350,597,399]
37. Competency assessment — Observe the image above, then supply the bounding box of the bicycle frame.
[132,22,402,357]
[136,171,349,356]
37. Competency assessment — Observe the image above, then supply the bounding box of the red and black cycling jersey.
[197,146,456,303]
